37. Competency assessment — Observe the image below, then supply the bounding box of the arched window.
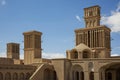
[89,11,92,16]
[72,65,83,80]
[86,22,88,27]
[97,9,100,15]
[88,22,90,27]
[20,73,24,80]
[5,72,11,80]
[83,51,88,58]
[0,72,3,80]
[83,50,90,58]
[13,73,18,80]
[116,68,120,80]
[72,71,79,80]
[94,21,96,27]
[53,71,57,80]
[73,71,84,80]
[75,71,79,80]
[81,71,84,80]
[44,69,57,80]
[25,73,31,80]
[74,51,78,59]
[107,72,112,80]
[44,69,50,80]
[89,21,91,27]
[90,72,94,80]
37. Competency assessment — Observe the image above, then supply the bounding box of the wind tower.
[7,43,20,59]
[75,5,111,58]
[23,30,42,64]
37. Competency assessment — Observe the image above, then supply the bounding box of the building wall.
[0,64,36,80]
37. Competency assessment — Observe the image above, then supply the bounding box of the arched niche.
[70,65,84,80]
[13,72,18,80]
[0,72,3,80]
[82,49,91,58]
[44,68,57,80]
[99,62,120,80]
[19,73,24,80]
[71,49,78,59]
[5,72,11,80]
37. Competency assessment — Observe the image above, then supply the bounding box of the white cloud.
[20,52,66,59]
[0,52,65,59]
[42,53,65,59]
[111,53,119,56]
[75,15,81,22]
[101,2,120,32]
[0,52,24,59]
[0,51,66,59]
[0,52,6,57]
[1,0,6,6]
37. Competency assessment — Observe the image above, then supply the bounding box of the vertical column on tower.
[102,30,104,47]
[94,30,96,47]
[98,30,101,47]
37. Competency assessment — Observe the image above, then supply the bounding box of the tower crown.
[84,5,101,28]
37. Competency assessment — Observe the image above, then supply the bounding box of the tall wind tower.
[23,30,42,64]
[75,5,111,58]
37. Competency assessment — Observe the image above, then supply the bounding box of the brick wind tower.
[23,30,42,64]
[7,43,20,59]
[75,5,111,58]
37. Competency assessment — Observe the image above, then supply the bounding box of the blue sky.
[0,0,120,58]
